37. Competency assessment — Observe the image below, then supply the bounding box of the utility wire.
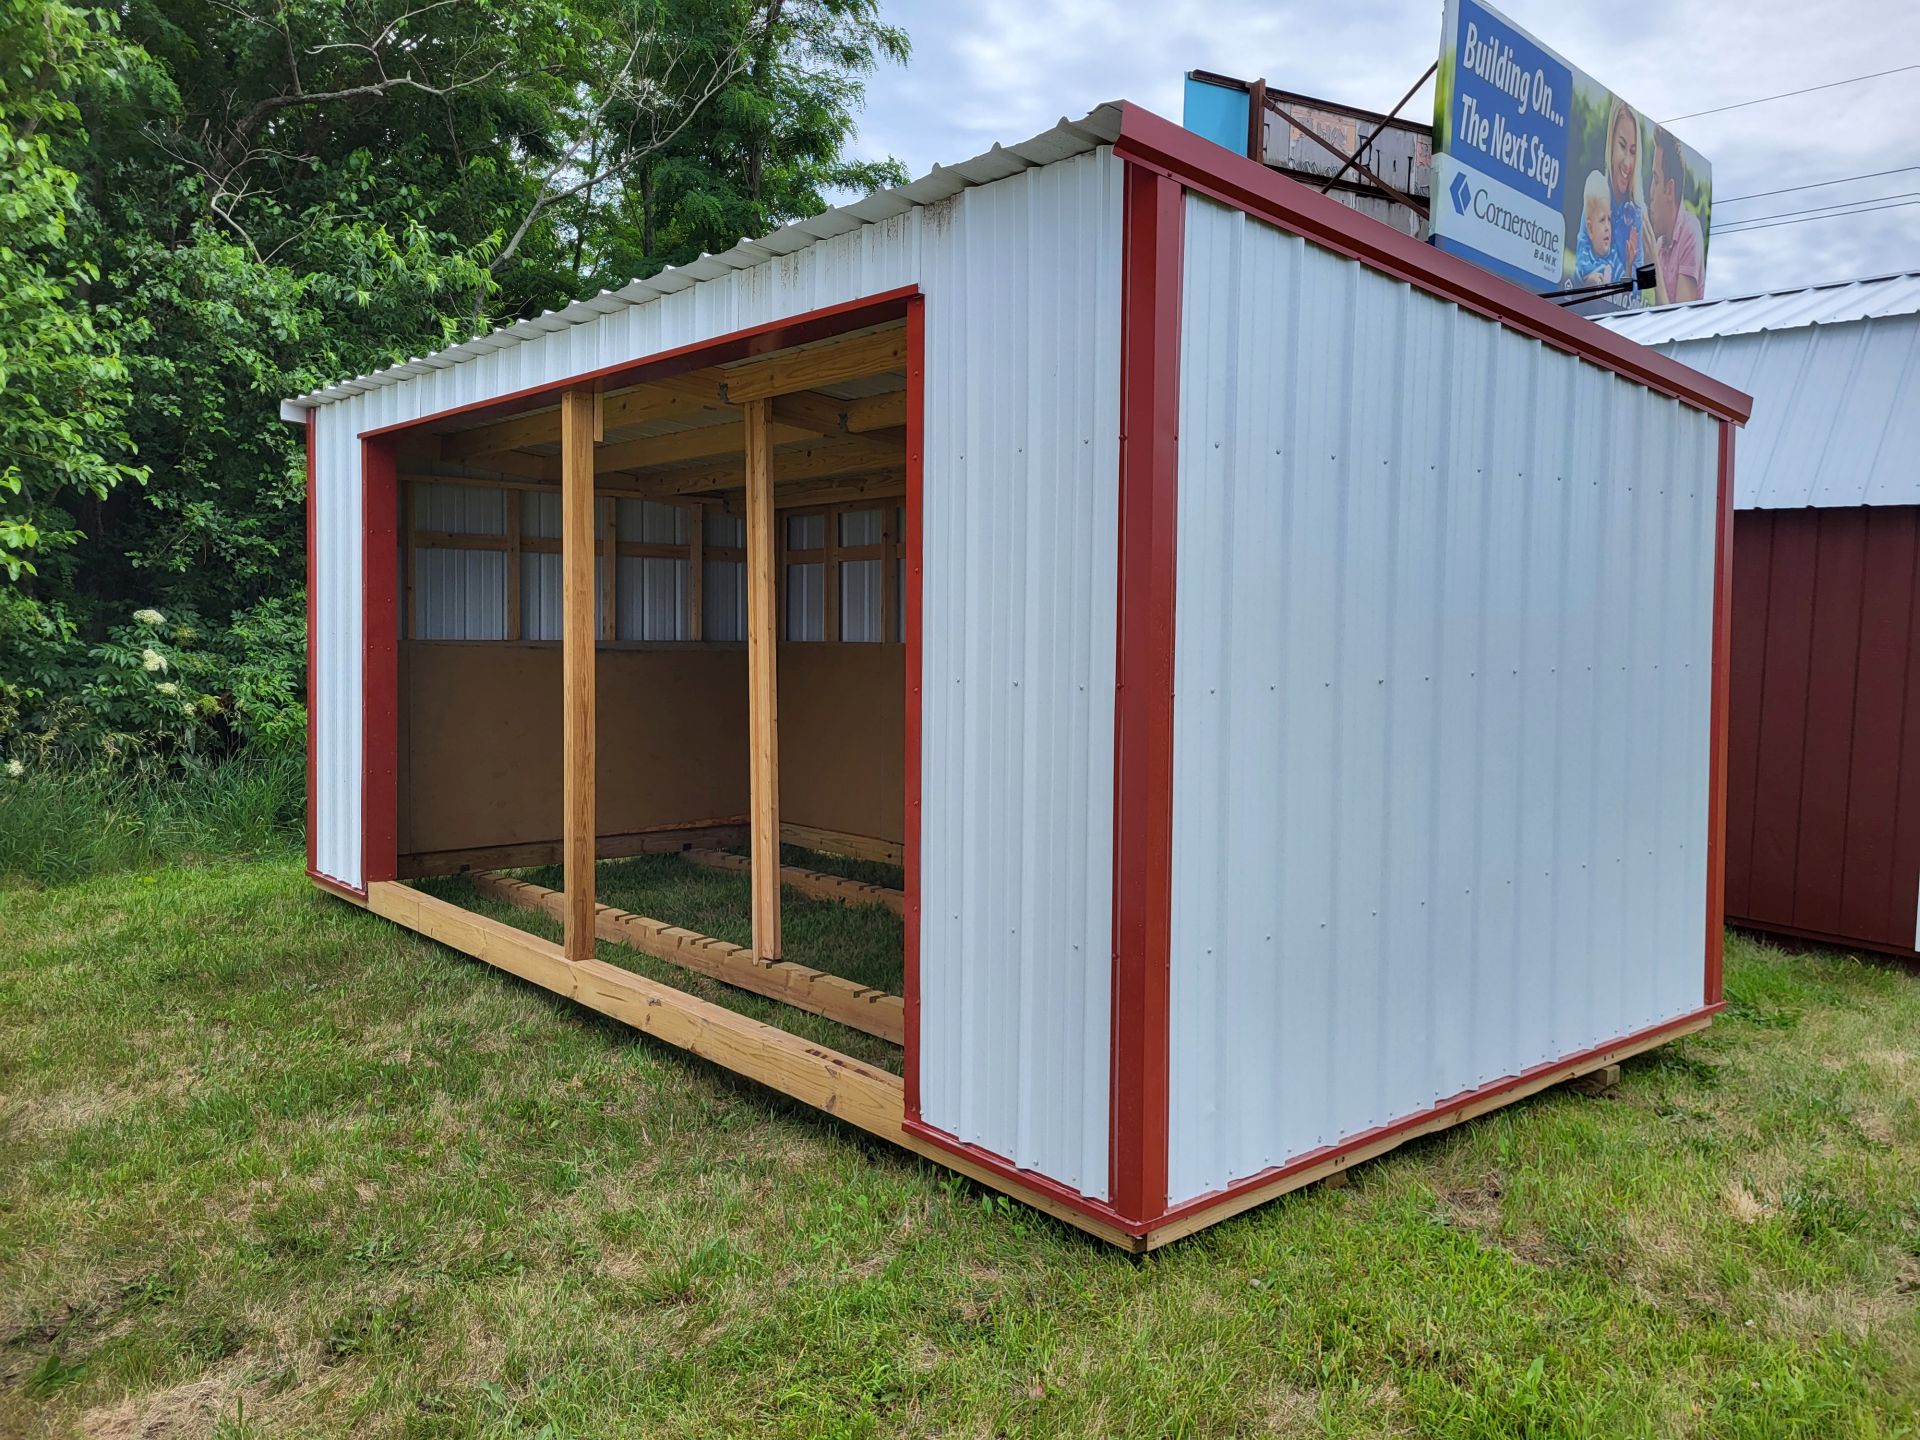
[1718,165,1919,204]
[1716,188,1920,230]
[1714,196,1920,236]
[1660,64,1919,123]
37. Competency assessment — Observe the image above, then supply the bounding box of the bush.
[0,593,305,768]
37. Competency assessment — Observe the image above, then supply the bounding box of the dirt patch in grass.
[80,1373,234,1439]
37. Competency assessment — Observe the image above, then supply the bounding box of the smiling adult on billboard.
[1431,0,1713,308]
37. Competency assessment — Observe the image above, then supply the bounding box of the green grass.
[0,754,304,886]
[2,853,1917,1437]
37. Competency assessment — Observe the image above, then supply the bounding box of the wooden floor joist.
[469,872,903,1044]
[679,847,906,917]
[779,824,903,866]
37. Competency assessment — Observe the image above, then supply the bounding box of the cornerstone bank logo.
[1449,170,1473,216]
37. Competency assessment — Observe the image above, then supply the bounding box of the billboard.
[1431,0,1712,309]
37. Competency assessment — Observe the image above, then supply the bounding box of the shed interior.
[391,321,909,883]
[366,318,929,1097]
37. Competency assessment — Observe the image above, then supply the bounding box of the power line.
[1717,188,1920,230]
[1714,196,1920,236]
[1719,165,1919,204]
[1660,64,1920,123]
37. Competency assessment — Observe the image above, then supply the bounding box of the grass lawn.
[2,854,1917,1438]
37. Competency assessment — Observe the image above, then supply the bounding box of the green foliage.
[0,0,145,583]
[0,0,909,764]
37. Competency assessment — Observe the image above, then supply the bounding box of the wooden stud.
[599,495,618,641]
[680,846,905,918]
[402,480,418,640]
[505,492,522,641]
[745,396,781,960]
[686,500,704,641]
[471,873,903,1043]
[881,501,898,645]
[560,386,598,964]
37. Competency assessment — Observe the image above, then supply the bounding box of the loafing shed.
[1600,273,1920,963]
[283,102,1752,1250]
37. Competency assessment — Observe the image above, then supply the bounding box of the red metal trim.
[305,411,318,882]
[903,294,926,1120]
[902,1117,1151,1238]
[308,871,367,904]
[1108,160,1184,1224]
[361,436,400,887]
[355,287,918,439]
[1705,424,1735,1004]
[1151,1004,1724,1232]
[1110,103,1752,426]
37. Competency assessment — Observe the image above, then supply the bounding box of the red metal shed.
[1601,274,1920,962]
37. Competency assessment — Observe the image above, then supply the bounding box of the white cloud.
[846,0,1920,296]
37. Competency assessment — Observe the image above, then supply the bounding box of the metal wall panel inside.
[1166,195,1719,1206]
[300,149,1122,1196]
[1726,506,1920,957]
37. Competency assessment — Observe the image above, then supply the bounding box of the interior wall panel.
[1166,195,1720,1207]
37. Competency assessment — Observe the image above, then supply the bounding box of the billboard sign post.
[1431,0,1712,308]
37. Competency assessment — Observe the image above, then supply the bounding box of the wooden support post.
[561,387,597,964]
[745,396,782,960]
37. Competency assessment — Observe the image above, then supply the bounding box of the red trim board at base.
[1706,424,1736,1006]
[1108,160,1184,1226]
[902,295,926,1121]
[902,1117,1145,1238]
[361,437,400,888]
[355,288,918,440]
[309,871,367,904]
[1109,104,1751,427]
[305,411,318,881]
[1145,1005,1723,1241]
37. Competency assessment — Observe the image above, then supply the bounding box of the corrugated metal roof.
[287,103,1125,410]
[1594,270,1920,345]
[1604,307,1920,510]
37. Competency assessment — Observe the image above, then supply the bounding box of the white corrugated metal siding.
[1166,195,1719,1206]
[310,405,363,889]
[916,151,1122,1199]
[299,146,1122,1196]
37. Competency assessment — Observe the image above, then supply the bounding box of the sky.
[841,0,1920,299]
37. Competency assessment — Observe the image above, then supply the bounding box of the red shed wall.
[1726,505,1920,959]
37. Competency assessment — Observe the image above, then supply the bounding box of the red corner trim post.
[361,436,400,888]
[1110,103,1752,427]
[903,293,926,1120]
[1109,159,1184,1225]
[1706,423,1736,1004]
[304,411,319,883]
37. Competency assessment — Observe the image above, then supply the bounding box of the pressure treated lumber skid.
[679,847,906,918]
[468,872,903,1044]
[365,880,1144,1250]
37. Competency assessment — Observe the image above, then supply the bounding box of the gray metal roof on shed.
[1594,269,1920,345]
[287,103,1125,410]
[1594,272,1920,510]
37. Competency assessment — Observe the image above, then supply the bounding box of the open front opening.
[375,315,912,1066]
